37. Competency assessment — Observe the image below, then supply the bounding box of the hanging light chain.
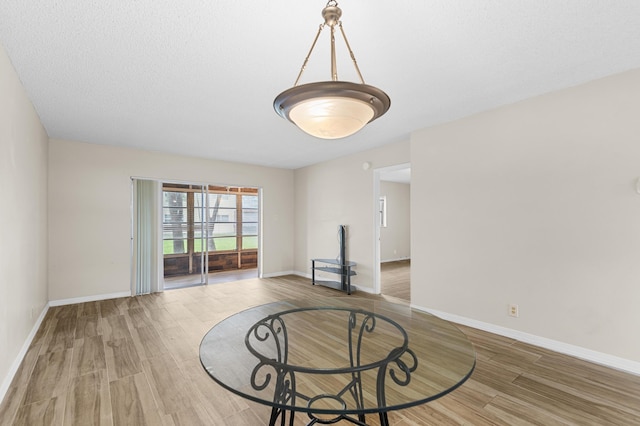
[330,23,338,81]
[292,1,366,87]
[338,22,365,84]
[294,24,325,87]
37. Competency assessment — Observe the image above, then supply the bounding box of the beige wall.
[0,44,49,395]
[48,139,295,301]
[294,140,410,291]
[411,69,640,361]
[380,181,411,262]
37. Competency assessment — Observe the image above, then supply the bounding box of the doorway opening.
[374,164,411,301]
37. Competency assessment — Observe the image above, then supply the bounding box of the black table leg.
[269,407,296,426]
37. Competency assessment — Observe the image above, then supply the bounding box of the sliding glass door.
[133,181,260,293]
[162,184,207,288]
[161,184,260,289]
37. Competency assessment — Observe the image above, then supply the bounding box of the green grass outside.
[163,236,257,255]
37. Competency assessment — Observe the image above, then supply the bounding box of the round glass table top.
[199,297,476,416]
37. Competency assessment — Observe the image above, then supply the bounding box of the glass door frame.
[157,179,261,289]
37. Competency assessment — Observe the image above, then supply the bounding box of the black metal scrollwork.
[388,348,418,386]
[251,316,288,362]
[250,361,273,391]
[245,307,418,426]
[248,316,291,400]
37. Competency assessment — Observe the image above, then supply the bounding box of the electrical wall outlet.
[508,304,519,317]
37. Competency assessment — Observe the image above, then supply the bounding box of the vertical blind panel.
[135,179,160,295]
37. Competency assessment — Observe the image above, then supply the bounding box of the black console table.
[311,258,357,295]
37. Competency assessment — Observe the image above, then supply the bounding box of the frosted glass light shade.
[274,81,390,140]
[289,97,374,139]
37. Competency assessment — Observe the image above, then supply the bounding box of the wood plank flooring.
[1,275,639,425]
[381,260,410,301]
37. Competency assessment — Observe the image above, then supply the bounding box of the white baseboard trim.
[49,291,132,307]
[292,271,311,279]
[262,270,297,278]
[412,304,640,376]
[0,303,50,403]
[291,271,376,295]
[351,285,376,294]
[381,257,411,263]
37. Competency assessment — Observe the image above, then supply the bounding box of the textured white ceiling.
[1,1,640,169]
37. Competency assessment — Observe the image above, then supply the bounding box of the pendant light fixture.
[274,1,390,139]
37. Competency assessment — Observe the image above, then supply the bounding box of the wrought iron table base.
[248,307,417,426]
[269,407,387,426]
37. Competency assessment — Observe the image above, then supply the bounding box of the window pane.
[161,189,258,256]
[163,192,187,207]
[208,207,237,222]
[379,196,387,227]
[242,209,258,222]
[242,195,258,209]
[193,193,206,208]
[208,223,236,238]
[163,239,186,255]
[242,236,258,249]
[209,194,237,208]
[242,223,258,235]
[208,237,237,251]
[193,238,206,253]
[163,207,187,223]
[193,208,201,222]
[163,228,187,240]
